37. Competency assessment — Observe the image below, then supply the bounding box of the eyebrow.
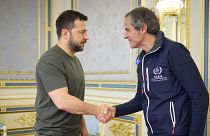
[79,29,88,32]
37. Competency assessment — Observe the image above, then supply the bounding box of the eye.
[125,28,130,32]
[79,30,87,35]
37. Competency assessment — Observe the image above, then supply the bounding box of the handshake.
[95,104,116,123]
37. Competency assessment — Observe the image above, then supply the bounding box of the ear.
[138,24,147,34]
[141,24,147,34]
[61,29,70,39]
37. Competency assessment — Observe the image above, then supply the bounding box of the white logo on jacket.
[151,66,168,82]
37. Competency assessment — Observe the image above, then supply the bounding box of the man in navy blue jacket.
[102,7,209,136]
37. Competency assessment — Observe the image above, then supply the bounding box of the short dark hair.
[125,7,160,34]
[56,10,88,38]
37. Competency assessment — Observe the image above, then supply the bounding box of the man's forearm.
[60,94,101,116]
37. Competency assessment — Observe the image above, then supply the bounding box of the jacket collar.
[141,31,165,56]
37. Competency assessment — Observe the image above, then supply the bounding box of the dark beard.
[68,40,84,52]
[68,31,86,52]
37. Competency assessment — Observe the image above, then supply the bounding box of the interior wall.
[190,0,203,73]
[0,0,46,135]
[190,1,209,135]
[0,0,208,136]
[50,0,209,135]
[51,0,71,46]
[76,0,146,135]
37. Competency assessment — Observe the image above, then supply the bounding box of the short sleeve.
[36,54,67,92]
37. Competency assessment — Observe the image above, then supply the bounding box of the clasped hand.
[95,104,116,123]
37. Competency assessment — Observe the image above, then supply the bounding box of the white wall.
[190,0,203,74]
[51,0,72,46]
[43,0,210,135]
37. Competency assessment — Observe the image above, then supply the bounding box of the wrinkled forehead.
[124,16,133,28]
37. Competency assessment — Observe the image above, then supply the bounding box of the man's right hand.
[95,104,116,123]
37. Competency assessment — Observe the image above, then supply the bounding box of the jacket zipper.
[170,101,176,135]
[141,47,161,134]
[146,68,150,91]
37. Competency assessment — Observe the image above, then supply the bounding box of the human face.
[68,20,89,52]
[124,17,143,48]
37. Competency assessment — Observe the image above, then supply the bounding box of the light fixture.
[156,0,183,16]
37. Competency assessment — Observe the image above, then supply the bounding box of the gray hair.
[125,7,160,34]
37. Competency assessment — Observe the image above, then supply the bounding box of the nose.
[84,33,89,40]
[124,32,128,39]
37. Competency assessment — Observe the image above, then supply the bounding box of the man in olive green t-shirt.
[35,10,115,136]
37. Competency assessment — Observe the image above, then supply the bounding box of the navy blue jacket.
[115,31,209,136]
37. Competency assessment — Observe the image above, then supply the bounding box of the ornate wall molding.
[0,0,51,87]
[76,0,139,81]
[15,113,35,127]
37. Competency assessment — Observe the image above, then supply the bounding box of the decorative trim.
[86,80,137,84]
[84,72,133,75]
[2,107,35,113]
[0,0,50,87]
[0,72,34,75]
[48,31,51,50]
[109,114,142,136]
[204,0,209,86]
[38,0,41,59]
[85,83,99,88]
[130,0,133,10]
[0,80,137,90]
[14,113,36,127]
[109,123,135,136]
[85,81,137,91]
[204,0,209,135]
[101,84,136,89]
[137,0,141,6]
[7,129,34,136]
[0,110,35,114]
[85,99,120,105]
[0,105,35,113]
[0,0,41,75]
[4,83,36,87]
[201,0,205,77]
[186,0,190,49]
[86,84,136,92]
[45,0,51,51]
[48,0,51,27]
[71,0,79,10]
[85,94,130,100]
[0,96,35,100]
[76,0,137,75]
[0,80,36,88]
[45,0,48,51]
[0,128,34,135]
[0,106,6,112]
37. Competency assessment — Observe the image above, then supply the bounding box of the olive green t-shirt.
[35,45,85,136]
